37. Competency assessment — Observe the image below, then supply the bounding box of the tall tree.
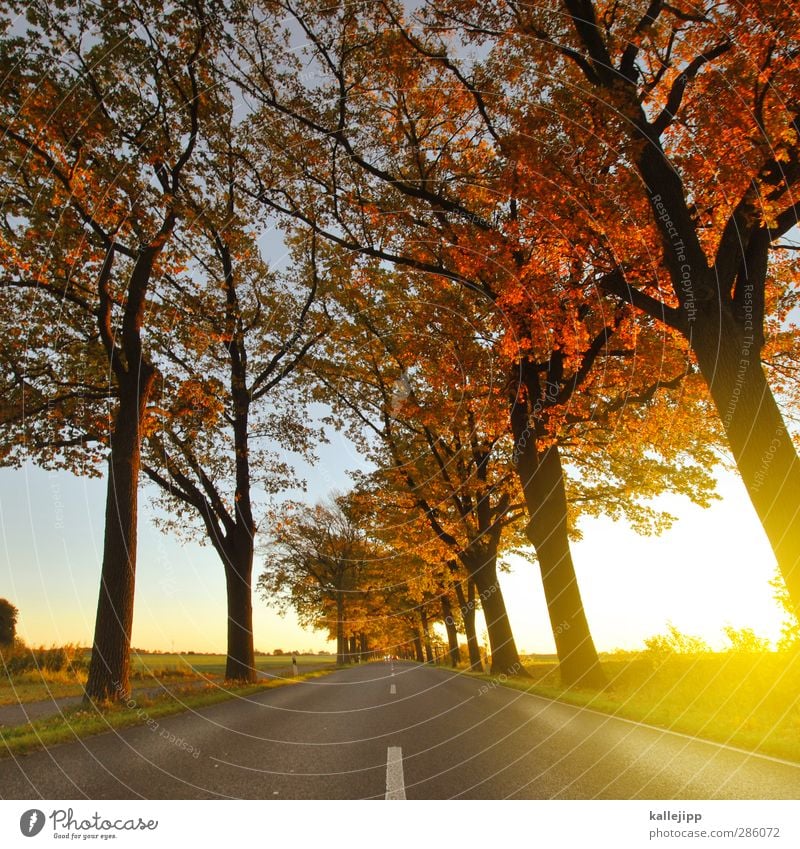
[141,176,327,681]
[312,264,718,680]
[313,307,529,674]
[418,0,800,617]
[0,0,218,700]
[259,494,376,665]
[219,1,722,684]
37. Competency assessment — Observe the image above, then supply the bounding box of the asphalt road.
[2,661,799,799]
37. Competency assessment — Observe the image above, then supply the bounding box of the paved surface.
[1,661,799,799]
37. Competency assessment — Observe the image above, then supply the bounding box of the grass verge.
[0,654,335,705]
[0,667,338,759]
[0,673,206,707]
[468,651,800,764]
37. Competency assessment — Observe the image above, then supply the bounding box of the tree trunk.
[464,548,526,677]
[454,579,482,671]
[635,136,800,619]
[411,628,424,662]
[420,607,434,663]
[692,310,800,618]
[349,634,358,662]
[336,592,346,665]
[359,632,369,661]
[521,444,606,688]
[85,369,155,702]
[440,595,460,667]
[223,531,256,682]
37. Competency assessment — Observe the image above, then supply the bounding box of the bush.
[723,625,771,653]
[0,598,18,647]
[770,572,800,650]
[0,642,88,678]
[643,623,711,656]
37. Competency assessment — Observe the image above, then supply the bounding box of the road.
[1,661,799,799]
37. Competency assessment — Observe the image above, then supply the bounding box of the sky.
[0,427,787,657]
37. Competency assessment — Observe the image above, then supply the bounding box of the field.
[0,651,336,706]
[129,652,336,678]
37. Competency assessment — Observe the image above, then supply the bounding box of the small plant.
[723,626,771,653]
[770,572,800,651]
[1,642,88,680]
[643,623,711,656]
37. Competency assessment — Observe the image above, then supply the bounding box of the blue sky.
[0,439,786,656]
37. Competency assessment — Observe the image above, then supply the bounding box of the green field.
[129,653,336,678]
[0,652,336,706]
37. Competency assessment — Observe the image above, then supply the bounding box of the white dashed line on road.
[385,746,406,800]
[390,684,396,695]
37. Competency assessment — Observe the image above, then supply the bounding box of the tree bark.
[349,634,358,662]
[520,444,606,688]
[411,628,424,662]
[223,530,256,682]
[420,607,434,663]
[692,309,800,618]
[336,591,346,664]
[85,367,155,702]
[463,547,526,677]
[454,579,482,671]
[440,595,460,667]
[634,126,800,618]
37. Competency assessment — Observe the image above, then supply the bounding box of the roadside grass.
[0,666,338,759]
[0,668,90,706]
[0,653,335,705]
[0,667,204,707]
[472,650,800,763]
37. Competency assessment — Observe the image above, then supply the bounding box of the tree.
[313,288,532,675]
[309,260,718,680]
[259,494,376,664]
[141,162,327,681]
[219,2,722,684]
[417,0,800,618]
[0,0,219,700]
[0,599,18,647]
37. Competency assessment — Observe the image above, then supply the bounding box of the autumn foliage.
[1,1,799,695]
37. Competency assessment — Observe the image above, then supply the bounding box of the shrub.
[0,643,88,679]
[643,623,711,656]
[723,626,771,653]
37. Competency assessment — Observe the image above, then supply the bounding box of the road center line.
[390,683,396,695]
[385,746,406,800]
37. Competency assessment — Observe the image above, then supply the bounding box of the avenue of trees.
[1,1,798,698]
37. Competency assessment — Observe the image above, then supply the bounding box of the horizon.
[1,456,786,658]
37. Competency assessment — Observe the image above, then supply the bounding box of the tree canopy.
[2,1,798,692]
